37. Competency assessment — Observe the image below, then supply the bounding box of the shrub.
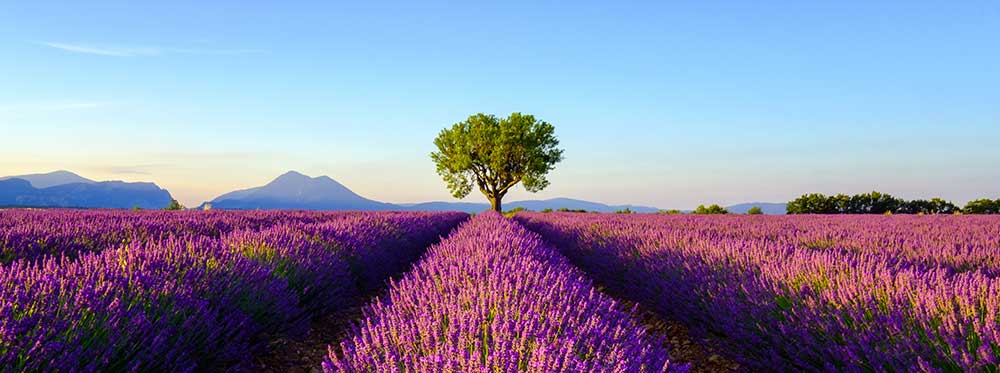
[693,204,728,215]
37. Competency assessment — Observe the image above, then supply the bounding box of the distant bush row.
[659,204,738,215]
[508,205,750,216]
[787,191,1000,214]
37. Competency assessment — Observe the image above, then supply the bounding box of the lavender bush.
[516,212,1000,371]
[325,212,686,372]
[0,210,466,371]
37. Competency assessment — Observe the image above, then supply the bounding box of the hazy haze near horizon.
[2,1,998,209]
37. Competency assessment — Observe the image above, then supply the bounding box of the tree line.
[786,192,1000,214]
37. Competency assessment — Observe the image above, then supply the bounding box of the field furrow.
[324,212,687,372]
[516,212,1000,371]
[0,210,466,372]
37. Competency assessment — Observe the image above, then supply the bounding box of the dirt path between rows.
[249,220,738,372]
[248,294,374,372]
[248,287,738,373]
[618,294,741,372]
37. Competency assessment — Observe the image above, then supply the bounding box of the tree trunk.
[490,195,502,212]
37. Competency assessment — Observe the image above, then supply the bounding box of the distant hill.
[0,170,96,188]
[399,201,492,213]
[0,169,790,214]
[509,198,659,213]
[201,171,396,210]
[726,202,787,215]
[403,198,660,214]
[202,171,663,213]
[0,171,173,209]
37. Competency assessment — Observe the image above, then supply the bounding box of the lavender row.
[0,211,466,371]
[0,209,368,265]
[516,213,1000,371]
[325,212,687,372]
[663,214,1000,275]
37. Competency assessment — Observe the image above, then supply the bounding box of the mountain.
[202,171,663,213]
[402,198,660,213]
[0,172,173,209]
[508,198,659,213]
[399,201,491,213]
[726,202,787,215]
[202,171,395,210]
[0,170,96,188]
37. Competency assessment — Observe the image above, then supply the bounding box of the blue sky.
[2,1,998,209]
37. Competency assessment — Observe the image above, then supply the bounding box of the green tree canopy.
[164,199,184,211]
[786,193,840,214]
[787,192,966,214]
[963,199,1000,214]
[899,198,960,214]
[693,204,728,214]
[431,112,564,212]
[747,206,763,215]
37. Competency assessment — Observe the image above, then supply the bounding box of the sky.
[1,1,998,209]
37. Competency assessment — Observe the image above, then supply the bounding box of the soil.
[247,297,372,373]
[249,290,740,373]
[627,299,741,372]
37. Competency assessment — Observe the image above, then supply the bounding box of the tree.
[899,198,959,215]
[787,191,906,214]
[747,206,763,215]
[849,191,902,214]
[787,193,838,214]
[658,209,683,215]
[693,204,728,214]
[929,198,960,214]
[431,113,564,212]
[164,199,184,211]
[963,198,1000,214]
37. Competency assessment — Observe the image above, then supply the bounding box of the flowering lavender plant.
[516,212,1000,371]
[325,212,686,372]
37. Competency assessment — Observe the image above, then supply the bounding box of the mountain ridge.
[0,170,97,188]
[200,171,677,213]
[0,171,173,209]
[0,170,785,213]
[199,171,668,213]
[202,171,395,211]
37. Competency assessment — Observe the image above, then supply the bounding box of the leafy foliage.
[164,199,184,211]
[963,199,1000,214]
[431,113,564,211]
[503,207,528,218]
[898,198,960,215]
[787,192,972,214]
[693,204,728,215]
[747,206,763,215]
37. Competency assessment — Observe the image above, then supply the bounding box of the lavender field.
[517,213,1000,371]
[2,209,999,372]
[0,209,467,371]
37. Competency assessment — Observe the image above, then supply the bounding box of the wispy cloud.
[91,164,171,176]
[36,42,161,57]
[35,41,261,57]
[0,101,112,113]
[106,166,156,175]
[47,101,113,110]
